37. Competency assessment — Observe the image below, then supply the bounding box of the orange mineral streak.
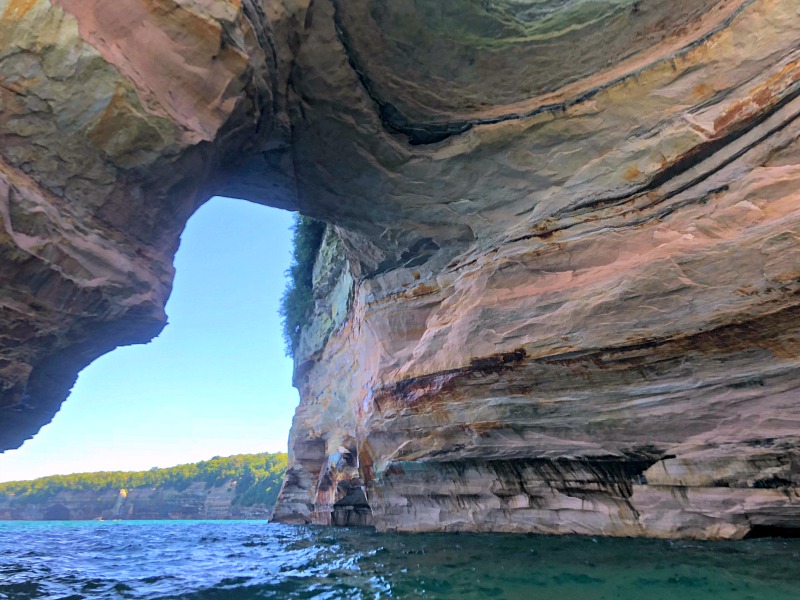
[692,82,716,101]
[623,165,642,181]
[713,60,800,133]
[1,0,37,21]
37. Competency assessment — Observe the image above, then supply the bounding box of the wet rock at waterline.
[2,0,800,538]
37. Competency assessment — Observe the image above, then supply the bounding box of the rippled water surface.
[1,521,799,599]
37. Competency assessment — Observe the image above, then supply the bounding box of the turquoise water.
[1,520,799,599]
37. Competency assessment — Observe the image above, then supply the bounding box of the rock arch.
[2,0,800,537]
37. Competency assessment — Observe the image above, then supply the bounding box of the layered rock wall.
[274,0,800,538]
[0,480,272,520]
[2,0,800,538]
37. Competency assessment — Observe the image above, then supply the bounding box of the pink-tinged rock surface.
[2,0,800,538]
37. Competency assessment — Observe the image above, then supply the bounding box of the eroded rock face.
[0,0,298,449]
[2,0,800,539]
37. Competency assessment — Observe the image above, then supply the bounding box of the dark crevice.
[241,0,281,141]
[483,454,662,500]
[373,348,528,412]
[372,238,441,276]
[330,0,756,146]
[332,484,373,527]
[752,477,795,489]
[744,525,800,539]
[729,377,765,389]
[470,348,527,371]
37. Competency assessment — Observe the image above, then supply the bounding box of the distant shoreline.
[0,452,286,522]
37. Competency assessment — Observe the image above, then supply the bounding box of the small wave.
[140,575,179,584]
[0,581,45,599]
[1,521,799,599]
[242,541,271,547]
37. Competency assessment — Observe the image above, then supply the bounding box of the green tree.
[0,452,288,508]
[280,215,327,356]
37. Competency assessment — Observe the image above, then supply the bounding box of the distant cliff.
[0,453,287,521]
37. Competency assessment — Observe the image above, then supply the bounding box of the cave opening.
[332,485,373,527]
[744,525,800,539]
[0,197,298,482]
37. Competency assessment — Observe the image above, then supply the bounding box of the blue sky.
[0,198,298,482]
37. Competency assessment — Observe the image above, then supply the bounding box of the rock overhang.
[1,0,800,538]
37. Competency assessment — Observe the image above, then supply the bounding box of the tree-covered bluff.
[0,452,287,521]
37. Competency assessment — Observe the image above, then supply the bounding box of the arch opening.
[0,197,297,484]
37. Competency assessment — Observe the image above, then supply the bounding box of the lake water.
[1,520,798,599]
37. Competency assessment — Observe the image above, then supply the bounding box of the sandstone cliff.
[1,0,800,539]
[0,452,285,520]
[0,480,272,520]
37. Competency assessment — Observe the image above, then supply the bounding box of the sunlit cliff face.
[2,0,800,538]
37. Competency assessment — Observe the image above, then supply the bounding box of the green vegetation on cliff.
[0,452,288,507]
[280,215,326,356]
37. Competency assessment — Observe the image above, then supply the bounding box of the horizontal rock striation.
[0,480,272,520]
[2,0,800,538]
